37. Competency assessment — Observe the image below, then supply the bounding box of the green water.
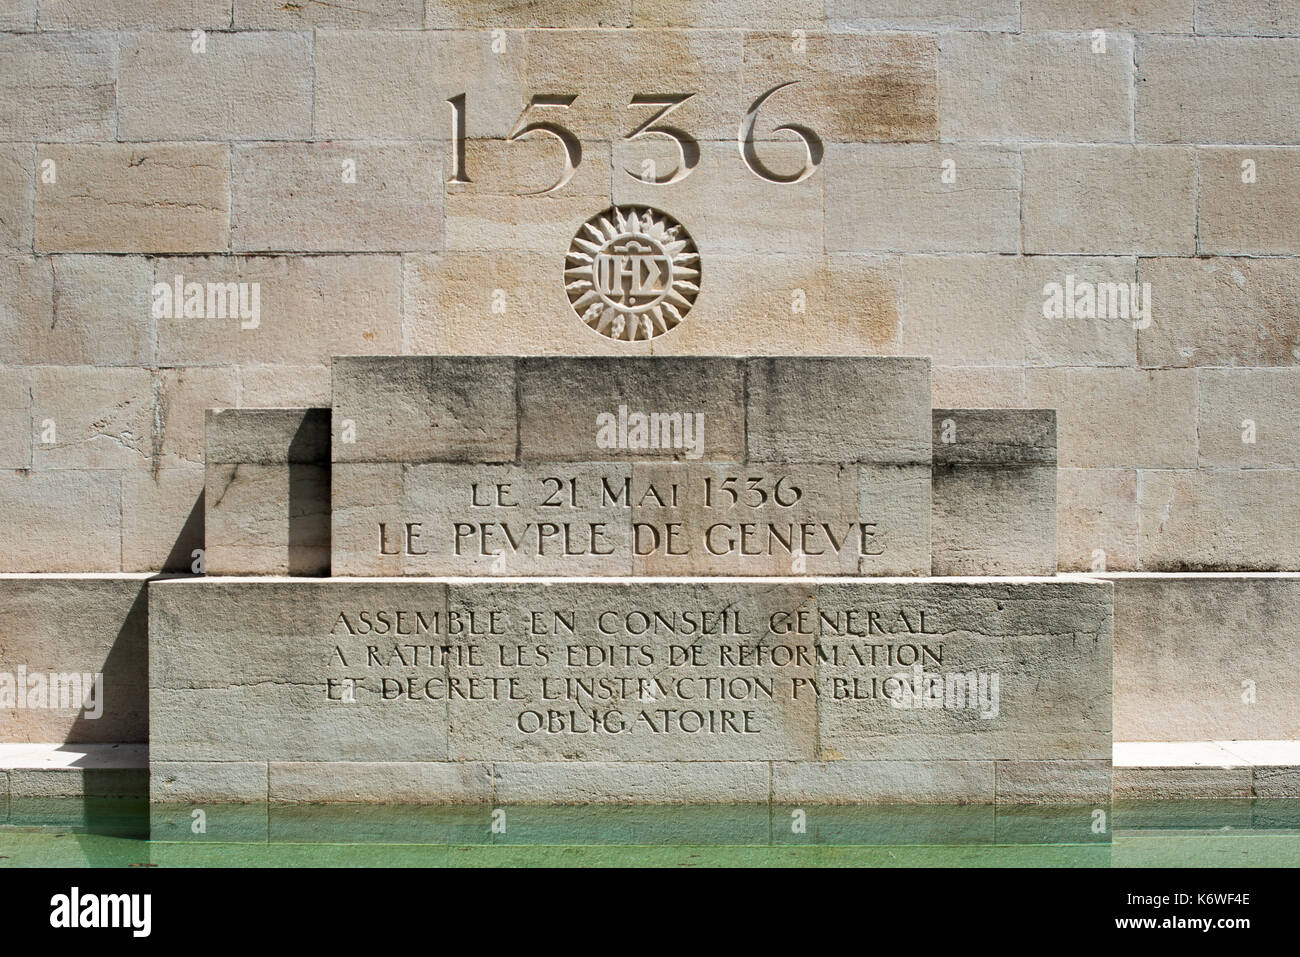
[1,800,1297,867]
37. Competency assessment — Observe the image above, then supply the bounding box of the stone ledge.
[1113,741,1300,799]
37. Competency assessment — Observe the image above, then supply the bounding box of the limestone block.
[931,409,1057,575]
[41,0,233,28]
[425,0,632,27]
[31,366,153,470]
[1197,368,1300,468]
[994,760,1112,804]
[826,144,1019,253]
[0,34,115,140]
[494,761,769,804]
[236,0,420,28]
[0,0,34,29]
[1137,470,1300,570]
[231,143,440,253]
[121,467,205,573]
[826,0,1017,30]
[0,144,32,250]
[35,143,230,253]
[1137,36,1300,143]
[1138,257,1300,367]
[25,255,155,366]
[1197,0,1300,34]
[118,31,311,140]
[1024,368,1197,469]
[771,760,996,803]
[1023,146,1196,255]
[1022,0,1192,30]
[155,365,241,467]
[0,367,30,468]
[269,762,495,803]
[0,574,150,742]
[1200,148,1300,255]
[0,471,120,572]
[1057,468,1138,572]
[204,408,331,575]
[939,32,1132,142]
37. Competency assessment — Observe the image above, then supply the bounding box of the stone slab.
[148,576,1113,805]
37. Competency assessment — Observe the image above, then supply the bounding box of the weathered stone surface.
[939,32,1132,142]
[0,368,30,469]
[746,357,931,464]
[41,0,232,28]
[1057,468,1138,572]
[0,144,32,250]
[1197,368,1300,468]
[995,760,1111,804]
[154,255,401,367]
[931,409,1057,576]
[155,365,240,467]
[1137,37,1300,143]
[1112,767,1253,800]
[771,760,996,804]
[1137,470,1300,570]
[517,357,744,461]
[35,144,230,253]
[121,467,205,573]
[742,32,939,143]
[931,368,1025,413]
[1023,146,1196,255]
[332,356,517,464]
[1023,0,1191,30]
[425,0,631,27]
[231,143,441,253]
[1138,257,1300,367]
[270,762,494,803]
[205,408,331,575]
[0,471,121,572]
[0,34,115,140]
[1024,368,1197,469]
[239,364,332,407]
[0,575,149,743]
[826,144,1019,253]
[31,366,153,469]
[827,0,1017,30]
[1111,574,1300,740]
[149,577,1112,803]
[118,31,311,140]
[151,761,268,804]
[1199,148,1300,255]
[1198,0,1300,34]
[901,255,1138,367]
[18,256,155,366]
[0,0,35,30]
[236,0,420,28]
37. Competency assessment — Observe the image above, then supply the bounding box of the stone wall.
[2,2,1298,574]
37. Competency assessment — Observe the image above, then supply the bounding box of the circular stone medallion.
[564,206,700,341]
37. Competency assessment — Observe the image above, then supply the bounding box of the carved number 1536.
[447,82,824,194]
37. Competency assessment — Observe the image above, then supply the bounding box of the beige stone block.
[0,0,35,29]
[35,143,230,254]
[1023,146,1196,255]
[858,464,932,576]
[41,0,233,28]
[901,255,1139,367]
[0,471,121,572]
[525,30,743,142]
[330,462,403,577]
[518,356,745,461]
[118,31,311,140]
[403,250,637,356]
[121,467,205,573]
[0,34,115,140]
[0,367,30,469]
[1023,0,1192,30]
[1199,147,1300,255]
[1138,257,1300,367]
[772,761,996,803]
[206,463,331,575]
[232,143,440,253]
[614,139,822,255]
[743,32,939,143]
[425,0,631,27]
[0,256,53,364]
[235,0,419,27]
[151,761,268,804]
[314,30,525,139]
[1197,368,1300,468]
[1137,470,1300,569]
[155,366,240,467]
[32,367,153,469]
[1137,37,1300,143]
[637,0,821,27]
[270,762,494,803]
[827,144,1018,253]
[1112,574,1300,740]
[494,762,769,804]
[154,255,402,366]
[995,760,1112,804]
[827,0,1017,30]
[445,137,612,251]
[0,144,32,251]
[1057,468,1139,571]
[931,367,1025,409]
[239,364,331,407]
[22,255,154,366]
[1025,368,1197,468]
[939,32,1132,142]
[1197,0,1300,34]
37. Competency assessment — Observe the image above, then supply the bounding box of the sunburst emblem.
[565,206,700,341]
